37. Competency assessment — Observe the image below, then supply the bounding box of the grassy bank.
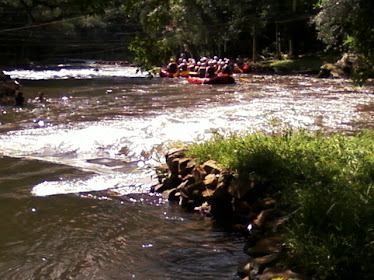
[185,130,373,280]
[250,53,339,74]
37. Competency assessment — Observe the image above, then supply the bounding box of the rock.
[0,70,11,81]
[318,63,346,78]
[232,199,252,217]
[228,177,254,199]
[335,53,360,75]
[201,189,214,197]
[259,267,308,280]
[162,188,180,201]
[318,53,364,78]
[178,157,195,177]
[179,181,206,208]
[165,149,186,175]
[252,209,276,228]
[202,160,222,174]
[252,198,276,213]
[251,254,278,273]
[238,262,252,276]
[0,75,23,106]
[192,165,207,182]
[153,175,182,193]
[246,236,282,257]
[203,173,218,189]
[208,185,233,221]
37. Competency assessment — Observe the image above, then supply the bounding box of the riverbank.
[152,130,374,280]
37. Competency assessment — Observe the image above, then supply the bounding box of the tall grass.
[186,130,374,280]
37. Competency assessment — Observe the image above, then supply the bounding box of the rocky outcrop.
[152,150,309,280]
[317,53,364,78]
[0,70,23,106]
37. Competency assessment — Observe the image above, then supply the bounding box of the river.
[1,62,373,280]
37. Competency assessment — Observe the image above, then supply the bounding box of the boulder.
[208,185,233,220]
[259,267,309,280]
[202,160,222,174]
[245,236,282,257]
[318,53,365,78]
[203,173,219,189]
[0,71,23,106]
[178,157,195,177]
[252,209,276,228]
[317,63,346,78]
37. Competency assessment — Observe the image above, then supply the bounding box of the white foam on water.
[31,171,154,197]
[4,66,148,80]
[1,74,373,196]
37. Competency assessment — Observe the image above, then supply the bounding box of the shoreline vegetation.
[152,130,373,280]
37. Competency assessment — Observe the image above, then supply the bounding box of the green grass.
[268,53,339,72]
[186,130,374,280]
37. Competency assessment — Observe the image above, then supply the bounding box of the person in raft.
[167,55,237,77]
[167,58,178,73]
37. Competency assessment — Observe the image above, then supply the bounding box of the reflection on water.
[0,156,246,280]
[1,65,374,279]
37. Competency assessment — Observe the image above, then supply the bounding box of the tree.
[0,0,126,64]
[314,0,374,81]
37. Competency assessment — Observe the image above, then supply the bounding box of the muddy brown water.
[1,65,373,279]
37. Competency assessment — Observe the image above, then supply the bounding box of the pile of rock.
[152,150,308,280]
[317,53,365,78]
[0,70,23,106]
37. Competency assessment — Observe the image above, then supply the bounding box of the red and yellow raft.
[187,73,235,84]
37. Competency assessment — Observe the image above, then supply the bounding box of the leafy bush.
[187,130,374,280]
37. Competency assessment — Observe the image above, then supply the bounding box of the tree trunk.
[252,26,257,62]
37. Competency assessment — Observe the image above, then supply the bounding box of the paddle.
[239,77,251,82]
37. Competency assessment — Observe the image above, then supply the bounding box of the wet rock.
[152,150,309,280]
[0,71,23,106]
[154,175,182,193]
[335,53,361,75]
[201,188,214,198]
[245,236,282,257]
[166,149,186,175]
[318,53,365,78]
[318,63,346,78]
[252,209,276,228]
[192,165,207,182]
[228,177,254,199]
[259,267,308,280]
[233,199,252,218]
[208,185,233,221]
[162,188,180,201]
[202,160,222,174]
[178,157,195,177]
[179,181,206,208]
[203,173,219,189]
[0,70,11,81]
[251,254,279,273]
[252,198,276,213]
[238,262,252,277]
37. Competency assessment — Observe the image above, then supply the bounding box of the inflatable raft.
[233,64,251,73]
[159,68,190,78]
[187,73,235,84]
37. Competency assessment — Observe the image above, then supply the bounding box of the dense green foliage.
[1,0,373,77]
[186,130,373,280]
[314,0,374,81]
[0,0,132,64]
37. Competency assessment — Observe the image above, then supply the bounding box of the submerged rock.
[151,149,308,280]
[0,70,23,106]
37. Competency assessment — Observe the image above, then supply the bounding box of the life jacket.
[179,62,188,71]
[206,65,216,78]
[221,64,232,74]
[167,62,178,73]
[198,66,206,78]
